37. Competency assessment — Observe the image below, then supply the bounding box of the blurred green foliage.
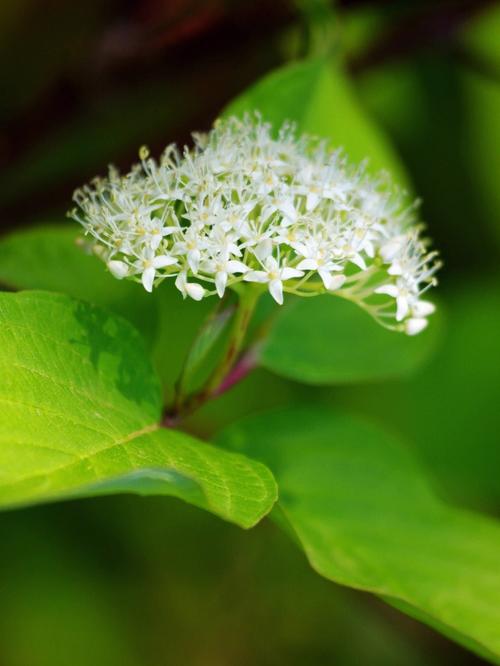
[0,496,451,666]
[0,1,499,665]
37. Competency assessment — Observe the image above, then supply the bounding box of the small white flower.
[141,219,178,250]
[201,257,248,297]
[333,241,367,271]
[375,280,411,321]
[245,256,303,304]
[172,231,206,273]
[295,163,350,211]
[134,249,178,292]
[261,187,297,225]
[296,254,343,290]
[239,225,275,260]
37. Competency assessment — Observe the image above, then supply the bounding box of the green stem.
[173,295,232,413]
[169,287,261,421]
[206,288,260,395]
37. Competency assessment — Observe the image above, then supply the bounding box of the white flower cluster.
[70,116,440,334]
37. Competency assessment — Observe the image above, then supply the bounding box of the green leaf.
[218,407,500,662]
[259,295,440,384]
[0,224,158,342]
[0,291,276,527]
[224,56,408,184]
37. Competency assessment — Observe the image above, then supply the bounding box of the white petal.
[405,317,428,335]
[142,267,156,292]
[244,270,268,283]
[107,260,129,279]
[318,269,333,289]
[325,262,343,272]
[281,267,304,281]
[396,296,409,321]
[269,279,284,305]
[264,256,279,271]
[318,270,345,291]
[364,241,375,258]
[307,192,321,211]
[413,300,436,317]
[162,226,178,236]
[381,237,404,262]
[299,164,313,183]
[278,200,298,222]
[375,284,399,298]
[327,274,346,291]
[188,249,200,273]
[185,282,205,301]
[292,242,309,257]
[260,205,274,222]
[350,253,367,270]
[296,258,318,271]
[215,271,227,298]
[150,235,162,250]
[199,260,216,273]
[175,273,187,298]
[388,261,404,276]
[226,260,248,274]
[254,239,273,261]
[153,254,178,268]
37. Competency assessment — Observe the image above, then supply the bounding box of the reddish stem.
[214,345,259,397]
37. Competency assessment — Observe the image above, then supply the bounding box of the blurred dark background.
[1,1,499,664]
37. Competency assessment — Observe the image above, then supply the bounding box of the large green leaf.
[0,291,276,527]
[224,56,407,184]
[259,295,440,384]
[218,407,500,662]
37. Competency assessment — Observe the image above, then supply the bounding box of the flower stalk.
[165,286,261,423]
[172,295,234,414]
